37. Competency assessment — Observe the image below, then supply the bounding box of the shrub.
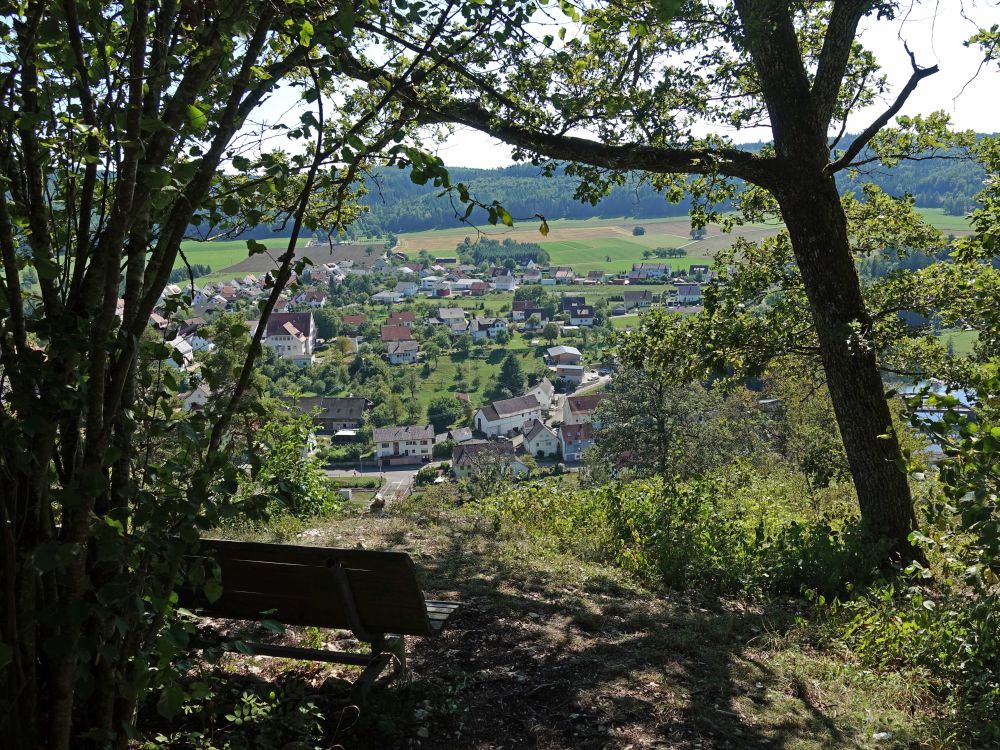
[631,226,646,236]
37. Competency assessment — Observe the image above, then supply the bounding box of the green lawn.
[610,314,642,329]
[939,328,979,356]
[916,208,973,233]
[176,239,256,272]
[409,337,549,410]
[540,236,703,273]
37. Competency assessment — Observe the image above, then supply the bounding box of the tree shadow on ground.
[333,516,859,750]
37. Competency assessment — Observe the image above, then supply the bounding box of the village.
[150,236,712,494]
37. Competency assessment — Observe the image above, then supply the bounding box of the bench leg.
[351,652,392,707]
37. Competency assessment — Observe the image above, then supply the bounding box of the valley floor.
[200,499,949,750]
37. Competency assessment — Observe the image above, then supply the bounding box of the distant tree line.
[167,264,211,283]
[458,237,550,265]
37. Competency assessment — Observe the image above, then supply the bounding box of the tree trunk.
[775,170,917,557]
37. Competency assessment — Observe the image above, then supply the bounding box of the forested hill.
[348,138,988,236]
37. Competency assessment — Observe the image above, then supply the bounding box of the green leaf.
[299,19,314,47]
[246,239,268,256]
[185,105,208,133]
[204,577,223,604]
[157,684,186,719]
[34,256,61,281]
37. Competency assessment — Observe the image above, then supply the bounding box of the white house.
[262,312,316,365]
[373,424,435,464]
[569,306,595,327]
[631,262,671,278]
[523,419,560,458]
[386,340,419,365]
[562,393,607,426]
[624,290,654,310]
[469,317,509,341]
[178,383,212,411]
[491,271,517,292]
[421,275,443,291]
[525,377,555,411]
[394,281,419,297]
[436,307,469,335]
[475,394,542,437]
[676,283,702,304]
[559,422,594,462]
[165,336,195,369]
[370,290,403,304]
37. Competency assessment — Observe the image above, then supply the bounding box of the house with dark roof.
[262,312,316,365]
[386,339,419,365]
[373,425,435,464]
[562,393,607,426]
[560,296,586,312]
[631,262,671,278]
[676,283,702,304]
[523,419,560,458]
[296,396,369,433]
[474,394,543,438]
[569,306,595,327]
[624,289,654,310]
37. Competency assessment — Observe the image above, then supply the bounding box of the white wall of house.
[375,438,433,460]
[475,407,541,437]
[525,430,560,457]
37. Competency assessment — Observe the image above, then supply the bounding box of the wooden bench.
[180,539,460,704]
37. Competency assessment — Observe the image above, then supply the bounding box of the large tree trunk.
[775,170,917,556]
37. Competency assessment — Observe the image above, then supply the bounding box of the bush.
[631,226,645,236]
[475,465,868,596]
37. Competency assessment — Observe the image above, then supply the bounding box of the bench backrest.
[185,539,435,637]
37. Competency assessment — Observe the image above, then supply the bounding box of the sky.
[431,3,1000,169]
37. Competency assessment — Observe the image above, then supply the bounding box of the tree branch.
[825,50,939,175]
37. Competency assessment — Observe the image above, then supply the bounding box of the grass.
[916,207,973,233]
[939,328,979,356]
[408,337,550,410]
[610,313,642,329]
[188,489,956,750]
[176,239,256,272]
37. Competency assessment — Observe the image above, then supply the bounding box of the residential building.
[560,296,586,313]
[370,290,402,304]
[521,308,549,330]
[569,306,595,326]
[525,377,555,411]
[512,299,533,322]
[394,281,419,297]
[421,275,442,291]
[297,396,369,433]
[178,383,212,412]
[469,280,490,296]
[624,290,654,310]
[689,264,711,278]
[523,419,560,458]
[553,268,575,284]
[474,394,543,437]
[262,312,316,365]
[386,340,420,365]
[562,393,607,426]
[341,314,366,330]
[546,345,582,365]
[452,439,528,479]
[676,283,702,304]
[555,364,585,386]
[559,422,594,462]
[436,307,469,335]
[373,425,435,464]
[631,262,671,278]
[388,310,416,328]
[492,271,517,292]
[380,325,414,343]
[469,317,509,341]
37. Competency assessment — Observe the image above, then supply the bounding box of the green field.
[539,236,707,273]
[939,328,979,356]
[176,239,256,272]
[610,314,643,329]
[916,208,973,233]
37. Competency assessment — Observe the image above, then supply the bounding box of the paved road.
[325,465,421,504]
[547,374,611,425]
